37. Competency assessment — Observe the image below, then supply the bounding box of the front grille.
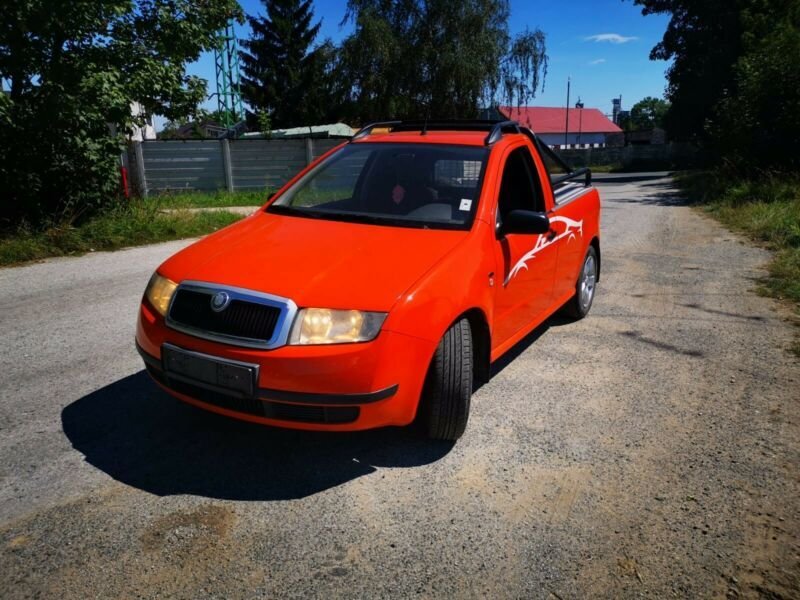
[146,366,359,425]
[168,288,282,344]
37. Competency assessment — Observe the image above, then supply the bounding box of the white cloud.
[589,58,607,65]
[585,33,638,44]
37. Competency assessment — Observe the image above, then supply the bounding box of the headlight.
[144,272,178,317]
[289,308,386,345]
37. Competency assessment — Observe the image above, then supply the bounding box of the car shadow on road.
[61,371,453,501]
[487,314,574,381]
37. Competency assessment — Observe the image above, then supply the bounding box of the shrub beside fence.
[128,137,345,196]
[556,143,700,170]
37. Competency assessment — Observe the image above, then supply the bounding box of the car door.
[491,144,558,348]
[533,141,591,301]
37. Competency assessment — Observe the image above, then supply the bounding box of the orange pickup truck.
[136,120,601,440]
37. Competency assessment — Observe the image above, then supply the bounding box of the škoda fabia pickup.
[136,120,601,440]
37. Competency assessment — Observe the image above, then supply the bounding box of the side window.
[496,147,544,228]
[533,140,588,205]
[536,142,568,178]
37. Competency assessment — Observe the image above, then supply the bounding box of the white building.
[129,101,156,141]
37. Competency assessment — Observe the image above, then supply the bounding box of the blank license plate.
[162,345,257,396]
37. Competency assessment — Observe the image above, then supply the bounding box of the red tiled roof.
[499,106,622,134]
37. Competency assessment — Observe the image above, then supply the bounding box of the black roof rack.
[349,119,592,188]
[350,119,524,146]
[350,120,402,141]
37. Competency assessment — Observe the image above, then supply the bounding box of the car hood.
[159,210,468,311]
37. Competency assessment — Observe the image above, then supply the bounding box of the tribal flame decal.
[504,216,584,285]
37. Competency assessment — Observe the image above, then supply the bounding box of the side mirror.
[499,210,550,236]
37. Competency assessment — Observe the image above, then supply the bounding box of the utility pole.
[213,20,244,130]
[564,77,571,147]
[576,97,584,146]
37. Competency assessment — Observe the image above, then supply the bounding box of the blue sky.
[189,0,670,120]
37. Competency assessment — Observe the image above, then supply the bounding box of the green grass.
[292,186,352,206]
[586,164,621,173]
[677,171,800,354]
[146,189,271,209]
[588,162,676,174]
[0,201,244,267]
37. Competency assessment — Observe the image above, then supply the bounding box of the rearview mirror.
[499,210,550,236]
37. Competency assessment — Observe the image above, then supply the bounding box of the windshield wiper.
[267,205,462,230]
[316,210,385,225]
[267,205,326,219]
[268,205,382,225]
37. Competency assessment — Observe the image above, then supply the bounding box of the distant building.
[158,119,229,140]
[497,106,623,148]
[129,102,156,141]
[626,127,667,146]
[242,123,354,139]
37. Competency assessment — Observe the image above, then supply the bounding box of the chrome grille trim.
[165,280,298,349]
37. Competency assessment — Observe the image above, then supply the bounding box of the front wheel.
[563,246,598,320]
[417,318,473,441]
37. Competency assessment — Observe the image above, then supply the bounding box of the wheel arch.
[460,308,491,387]
[590,236,601,282]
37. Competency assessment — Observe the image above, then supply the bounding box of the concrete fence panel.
[310,138,345,160]
[229,139,307,192]
[130,137,350,196]
[140,140,226,195]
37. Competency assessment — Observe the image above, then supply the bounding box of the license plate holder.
[161,344,257,397]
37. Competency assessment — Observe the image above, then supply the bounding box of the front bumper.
[136,301,436,431]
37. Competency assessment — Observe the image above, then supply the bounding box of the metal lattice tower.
[213,20,244,130]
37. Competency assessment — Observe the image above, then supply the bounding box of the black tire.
[563,245,599,320]
[418,318,473,441]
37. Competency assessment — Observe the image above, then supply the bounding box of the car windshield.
[267,143,489,230]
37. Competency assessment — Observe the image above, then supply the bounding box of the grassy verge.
[0,201,244,267]
[589,162,679,174]
[586,164,621,173]
[678,171,800,354]
[146,189,271,209]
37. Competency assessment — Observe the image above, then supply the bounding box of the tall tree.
[335,0,548,121]
[626,96,670,130]
[633,0,800,169]
[712,1,800,169]
[240,0,332,129]
[0,0,241,227]
[631,0,743,142]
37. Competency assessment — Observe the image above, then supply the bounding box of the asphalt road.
[1,176,798,599]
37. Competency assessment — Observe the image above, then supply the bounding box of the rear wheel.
[418,318,473,441]
[563,246,598,320]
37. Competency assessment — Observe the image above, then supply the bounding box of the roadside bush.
[0,201,242,266]
[0,80,128,229]
[0,0,242,231]
[147,189,271,209]
[678,171,800,313]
